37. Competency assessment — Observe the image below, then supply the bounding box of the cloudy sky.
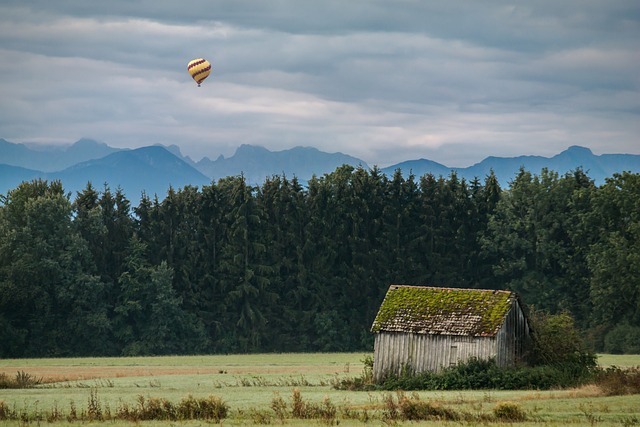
[1,1,638,167]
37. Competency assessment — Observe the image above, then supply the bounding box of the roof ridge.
[389,284,513,294]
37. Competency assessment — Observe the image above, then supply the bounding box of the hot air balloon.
[187,58,212,87]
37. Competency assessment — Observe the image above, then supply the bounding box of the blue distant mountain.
[52,146,211,199]
[380,158,452,179]
[0,137,122,172]
[381,146,640,186]
[0,164,42,194]
[195,144,368,184]
[0,144,210,200]
[1,138,639,200]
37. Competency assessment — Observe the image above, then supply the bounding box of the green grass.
[1,353,639,426]
[597,353,640,367]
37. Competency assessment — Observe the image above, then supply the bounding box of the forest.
[0,166,638,358]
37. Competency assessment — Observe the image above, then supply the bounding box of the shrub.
[313,396,337,424]
[361,354,374,383]
[382,393,399,421]
[383,392,459,422]
[86,389,103,421]
[176,394,228,421]
[493,401,526,422]
[596,366,640,396]
[0,400,13,420]
[332,355,375,391]
[341,404,371,423]
[371,357,595,391]
[250,409,273,424]
[269,389,340,424]
[15,371,42,388]
[136,396,175,420]
[528,310,597,374]
[288,388,336,423]
[270,392,287,421]
[291,388,305,418]
[0,371,42,389]
[398,392,458,421]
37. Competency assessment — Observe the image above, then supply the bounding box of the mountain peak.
[196,144,369,184]
[71,138,106,148]
[564,145,593,156]
[154,143,184,158]
[235,144,270,156]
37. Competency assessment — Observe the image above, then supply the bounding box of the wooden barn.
[370,285,530,381]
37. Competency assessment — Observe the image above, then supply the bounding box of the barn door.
[449,345,458,366]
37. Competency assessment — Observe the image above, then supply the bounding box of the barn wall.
[495,299,530,366]
[372,332,496,381]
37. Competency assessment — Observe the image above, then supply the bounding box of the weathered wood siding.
[372,299,530,382]
[373,332,496,381]
[495,299,530,366]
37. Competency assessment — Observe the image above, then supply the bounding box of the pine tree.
[218,176,274,352]
[113,236,207,355]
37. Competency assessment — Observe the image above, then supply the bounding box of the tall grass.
[0,389,229,423]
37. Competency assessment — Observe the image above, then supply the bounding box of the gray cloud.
[0,0,638,167]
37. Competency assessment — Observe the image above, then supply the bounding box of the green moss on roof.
[371,285,514,336]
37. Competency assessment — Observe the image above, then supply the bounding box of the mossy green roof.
[371,285,515,337]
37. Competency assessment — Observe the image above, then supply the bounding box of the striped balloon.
[187,58,212,86]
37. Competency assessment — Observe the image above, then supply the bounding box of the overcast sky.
[1,1,638,167]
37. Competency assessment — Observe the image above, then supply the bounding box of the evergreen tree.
[154,186,207,315]
[381,169,420,284]
[113,236,207,355]
[197,181,227,350]
[0,167,637,356]
[472,171,502,288]
[587,172,640,337]
[218,176,274,352]
[344,166,387,349]
[257,174,312,350]
[0,180,109,356]
[302,174,340,348]
[483,169,546,305]
[483,168,598,321]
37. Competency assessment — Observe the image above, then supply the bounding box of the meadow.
[0,353,639,426]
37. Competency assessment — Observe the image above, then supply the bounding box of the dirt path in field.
[2,366,219,382]
[0,364,355,383]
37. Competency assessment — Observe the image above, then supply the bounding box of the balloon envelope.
[187,58,212,86]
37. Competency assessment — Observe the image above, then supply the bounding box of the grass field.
[1,353,639,426]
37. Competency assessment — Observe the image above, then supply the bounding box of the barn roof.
[371,285,516,337]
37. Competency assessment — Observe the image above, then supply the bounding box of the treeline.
[0,166,638,357]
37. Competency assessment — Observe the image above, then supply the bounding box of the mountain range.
[381,145,640,188]
[1,138,639,201]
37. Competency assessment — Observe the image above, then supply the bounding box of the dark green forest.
[1,166,639,358]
